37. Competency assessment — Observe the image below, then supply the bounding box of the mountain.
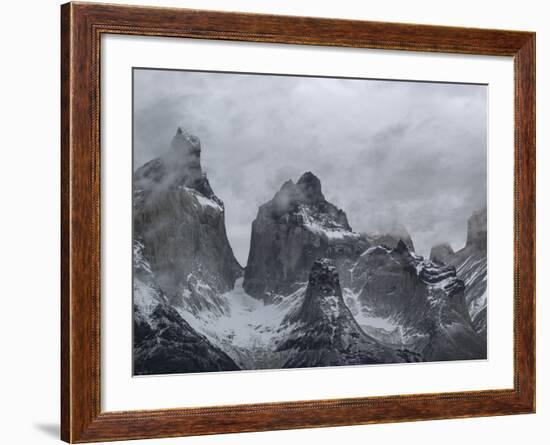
[241,172,482,366]
[428,208,488,337]
[133,241,239,375]
[243,172,369,301]
[132,126,244,374]
[133,127,242,316]
[277,259,401,368]
[447,208,488,336]
[345,240,485,361]
[133,129,487,374]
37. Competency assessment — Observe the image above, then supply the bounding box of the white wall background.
[0,0,546,444]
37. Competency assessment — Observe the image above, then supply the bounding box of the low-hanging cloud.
[134,69,487,264]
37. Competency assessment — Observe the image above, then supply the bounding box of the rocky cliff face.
[277,259,400,368]
[133,127,242,315]
[346,241,485,361]
[243,172,369,300]
[447,208,487,336]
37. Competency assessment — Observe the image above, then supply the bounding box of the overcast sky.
[134,68,487,265]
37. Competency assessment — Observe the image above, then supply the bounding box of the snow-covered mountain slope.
[243,171,369,300]
[172,277,306,369]
[133,241,239,375]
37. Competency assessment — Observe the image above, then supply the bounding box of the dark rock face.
[353,244,430,325]
[430,243,455,265]
[349,241,485,361]
[278,259,400,368]
[133,241,239,375]
[243,172,369,300]
[287,258,346,324]
[133,127,242,310]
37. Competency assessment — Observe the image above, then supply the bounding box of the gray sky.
[134,68,487,265]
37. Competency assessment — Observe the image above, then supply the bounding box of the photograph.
[1,0,542,443]
[132,68,488,375]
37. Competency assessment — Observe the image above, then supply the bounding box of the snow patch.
[133,279,161,320]
[297,205,359,240]
[179,186,223,212]
[343,288,401,332]
[321,295,341,319]
[133,240,152,274]
[194,193,223,212]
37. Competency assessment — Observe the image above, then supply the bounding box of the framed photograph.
[61,2,535,442]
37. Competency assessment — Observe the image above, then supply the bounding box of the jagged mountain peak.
[173,125,200,147]
[287,258,344,324]
[134,127,220,202]
[133,126,242,303]
[297,171,319,183]
[279,257,401,368]
[167,126,202,176]
[296,171,324,202]
[280,179,295,189]
[244,173,368,299]
[271,171,326,213]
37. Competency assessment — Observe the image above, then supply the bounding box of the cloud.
[134,69,487,263]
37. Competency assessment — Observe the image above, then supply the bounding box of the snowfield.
[175,278,306,368]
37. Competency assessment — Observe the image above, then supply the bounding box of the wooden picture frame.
[61,2,535,442]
